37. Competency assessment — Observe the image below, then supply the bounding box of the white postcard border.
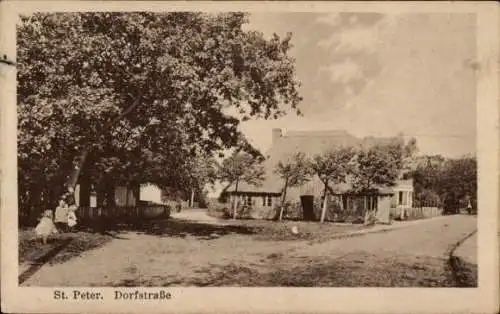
[1,1,498,313]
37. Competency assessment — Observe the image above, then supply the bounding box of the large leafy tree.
[17,12,302,214]
[407,155,446,206]
[349,139,405,224]
[274,152,311,221]
[310,146,356,222]
[405,154,476,210]
[218,152,265,219]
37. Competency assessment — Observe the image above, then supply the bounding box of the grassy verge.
[19,228,113,266]
[448,256,478,287]
[233,219,367,242]
[123,252,455,287]
[143,217,366,242]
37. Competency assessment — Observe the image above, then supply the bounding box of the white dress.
[35,217,58,236]
[67,211,77,227]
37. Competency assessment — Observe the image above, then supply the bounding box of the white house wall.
[140,184,164,204]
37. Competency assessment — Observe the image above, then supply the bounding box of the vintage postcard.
[1,1,498,313]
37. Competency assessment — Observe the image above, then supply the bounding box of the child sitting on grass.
[35,209,58,244]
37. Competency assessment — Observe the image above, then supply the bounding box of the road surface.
[22,215,476,287]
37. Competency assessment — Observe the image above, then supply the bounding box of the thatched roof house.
[222,128,414,222]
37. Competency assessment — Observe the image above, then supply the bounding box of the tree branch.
[65,91,145,190]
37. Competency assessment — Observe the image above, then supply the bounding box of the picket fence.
[76,205,170,224]
[390,206,443,221]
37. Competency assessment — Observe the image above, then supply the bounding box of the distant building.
[222,129,413,222]
[74,183,164,208]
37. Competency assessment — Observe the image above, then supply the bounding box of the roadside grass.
[19,228,112,266]
[448,256,478,287]
[232,219,367,242]
[142,217,367,242]
[111,252,455,287]
[182,253,454,287]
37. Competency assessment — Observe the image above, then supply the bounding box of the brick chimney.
[272,128,282,145]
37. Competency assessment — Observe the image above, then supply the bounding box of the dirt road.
[22,215,476,287]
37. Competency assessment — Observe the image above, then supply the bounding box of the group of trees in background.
[17,12,302,223]
[406,155,477,212]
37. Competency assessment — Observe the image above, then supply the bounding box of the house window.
[368,196,377,210]
[244,196,252,206]
[398,191,404,205]
[267,196,273,207]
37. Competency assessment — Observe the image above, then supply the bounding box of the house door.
[300,195,315,221]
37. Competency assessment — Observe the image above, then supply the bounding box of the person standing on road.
[54,198,69,232]
[467,200,473,215]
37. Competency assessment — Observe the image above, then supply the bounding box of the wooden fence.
[76,205,171,224]
[390,206,443,221]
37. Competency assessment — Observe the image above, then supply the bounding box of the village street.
[22,214,477,287]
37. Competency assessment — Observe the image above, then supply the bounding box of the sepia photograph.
[1,1,498,313]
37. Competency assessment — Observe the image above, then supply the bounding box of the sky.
[237,12,477,158]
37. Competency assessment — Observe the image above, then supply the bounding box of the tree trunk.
[64,93,144,195]
[133,185,141,219]
[26,183,43,226]
[190,188,195,208]
[125,184,130,207]
[65,150,89,191]
[78,173,91,207]
[232,180,239,219]
[278,179,289,221]
[105,181,116,208]
[320,186,328,223]
[96,188,105,208]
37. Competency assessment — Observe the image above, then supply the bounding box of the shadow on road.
[143,219,258,239]
[19,238,73,285]
[78,218,258,240]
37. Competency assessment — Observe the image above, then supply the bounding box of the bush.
[271,201,302,220]
[164,200,182,213]
[312,197,344,222]
[206,201,232,219]
[414,189,442,208]
[274,201,304,220]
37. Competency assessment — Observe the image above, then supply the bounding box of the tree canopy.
[218,151,266,189]
[351,139,405,191]
[218,151,265,218]
[17,12,302,210]
[310,146,356,191]
[310,146,356,222]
